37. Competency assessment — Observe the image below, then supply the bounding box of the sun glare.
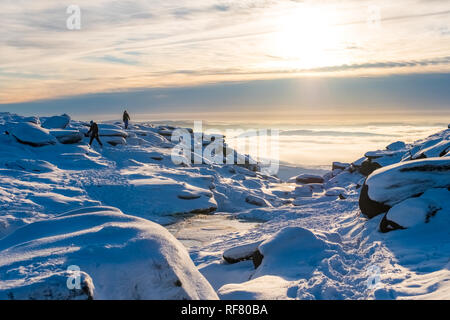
[268,7,348,70]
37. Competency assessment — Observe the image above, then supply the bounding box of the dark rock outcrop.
[359,183,391,218]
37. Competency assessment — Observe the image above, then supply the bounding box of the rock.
[0,207,218,300]
[359,158,450,218]
[0,271,94,300]
[255,227,328,274]
[379,196,441,233]
[158,128,174,137]
[332,162,350,171]
[21,116,40,125]
[10,122,57,147]
[358,159,382,176]
[104,136,127,146]
[4,159,57,173]
[41,114,71,129]
[386,141,406,151]
[294,174,324,184]
[412,140,450,159]
[339,194,347,200]
[293,186,313,197]
[251,250,264,269]
[308,183,324,193]
[188,206,217,214]
[223,241,263,266]
[379,213,406,233]
[99,129,128,138]
[178,191,201,200]
[245,195,270,207]
[359,183,392,218]
[50,129,83,144]
[325,187,347,197]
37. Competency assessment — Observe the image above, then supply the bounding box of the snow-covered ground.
[0,112,448,300]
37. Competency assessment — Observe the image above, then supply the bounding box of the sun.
[268,7,348,70]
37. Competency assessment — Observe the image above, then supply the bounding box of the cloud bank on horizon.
[0,0,449,111]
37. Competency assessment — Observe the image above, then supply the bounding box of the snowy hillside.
[0,112,449,300]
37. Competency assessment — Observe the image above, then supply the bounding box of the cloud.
[0,0,449,103]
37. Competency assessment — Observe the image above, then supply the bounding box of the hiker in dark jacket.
[123,110,131,129]
[86,120,103,147]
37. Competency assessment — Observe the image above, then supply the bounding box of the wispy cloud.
[0,0,449,103]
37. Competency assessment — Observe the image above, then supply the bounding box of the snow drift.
[0,207,218,300]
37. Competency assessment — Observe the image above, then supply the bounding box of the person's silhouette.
[123,110,131,129]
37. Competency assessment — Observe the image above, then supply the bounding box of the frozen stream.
[167,213,261,250]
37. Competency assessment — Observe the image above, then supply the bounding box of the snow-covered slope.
[0,206,217,300]
[0,112,449,300]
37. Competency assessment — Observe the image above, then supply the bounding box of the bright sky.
[0,0,449,117]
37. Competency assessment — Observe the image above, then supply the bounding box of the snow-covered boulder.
[380,188,449,232]
[223,241,263,267]
[245,195,270,207]
[359,158,450,218]
[0,207,218,300]
[50,129,83,144]
[9,122,57,147]
[4,159,57,173]
[158,127,174,137]
[332,162,350,171]
[325,187,347,198]
[293,174,324,184]
[41,114,71,129]
[386,141,406,151]
[103,136,127,146]
[21,116,40,125]
[412,140,450,160]
[253,227,330,275]
[293,186,313,197]
[356,158,382,176]
[308,183,324,193]
[99,128,128,138]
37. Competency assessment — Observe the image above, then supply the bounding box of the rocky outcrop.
[10,122,57,147]
[41,114,71,129]
[50,129,84,144]
[245,195,270,207]
[359,158,450,219]
[294,174,324,184]
[223,241,263,268]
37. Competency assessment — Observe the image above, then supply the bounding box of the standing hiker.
[86,120,103,147]
[123,110,131,129]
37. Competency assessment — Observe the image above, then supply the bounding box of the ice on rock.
[0,207,218,300]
